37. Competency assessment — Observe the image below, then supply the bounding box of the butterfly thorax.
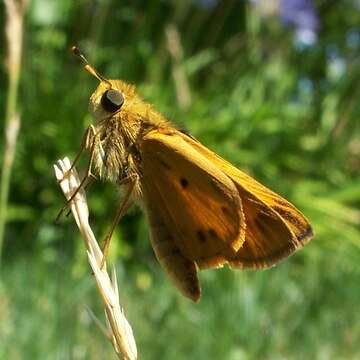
[89,115,136,183]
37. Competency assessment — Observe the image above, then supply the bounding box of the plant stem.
[0,0,27,264]
[0,66,20,261]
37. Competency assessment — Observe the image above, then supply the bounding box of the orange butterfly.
[63,47,313,302]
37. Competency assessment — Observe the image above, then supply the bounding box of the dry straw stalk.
[54,157,137,360]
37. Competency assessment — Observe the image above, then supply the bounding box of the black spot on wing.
[180,178,189,189]
[221,206,231,216]
[159,159,171,169]
[171,248,182,255]
[197,230,207,243]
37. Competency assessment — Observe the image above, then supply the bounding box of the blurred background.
[0,0,359,358]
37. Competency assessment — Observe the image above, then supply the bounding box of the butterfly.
[62,46,313,302]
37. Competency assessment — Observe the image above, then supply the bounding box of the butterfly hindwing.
[177,131,313,268]
[144,195,201,301]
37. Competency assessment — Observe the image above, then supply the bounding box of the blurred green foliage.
[0,0,359,359]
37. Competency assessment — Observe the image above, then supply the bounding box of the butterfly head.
[71,46,137,121]
[89,79,138,121]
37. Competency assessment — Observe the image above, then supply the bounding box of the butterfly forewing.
[140,129,247,295]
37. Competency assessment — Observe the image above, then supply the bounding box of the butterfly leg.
[100,174,139,268]
[57,125,97,182]
[56,127,98,222]
[63,176,96,218]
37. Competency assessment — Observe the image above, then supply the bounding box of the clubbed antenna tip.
[70,45,111,87]
[71,45,89,65]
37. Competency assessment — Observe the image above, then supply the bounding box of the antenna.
[71,46,111,88]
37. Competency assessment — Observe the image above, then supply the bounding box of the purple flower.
[280,0,320,45]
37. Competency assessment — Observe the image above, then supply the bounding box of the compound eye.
[101,89,124,112]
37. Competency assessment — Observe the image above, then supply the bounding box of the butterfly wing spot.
[159,159,171,169]
[166,234,173,240]
[221,206,231,216]
[197,230,207,243]
[196,228,220,245]
[180,178,189,189]
[171,248,182,255]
